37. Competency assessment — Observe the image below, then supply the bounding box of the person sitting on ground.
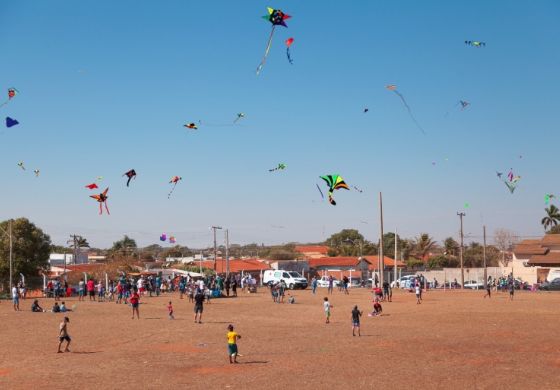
[52,302,61,313]
[371,298,382,316]
[60,301,72,312]
[32,299,44,312]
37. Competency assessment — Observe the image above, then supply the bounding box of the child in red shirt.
[130,289,140,319]
[167,301,174,320]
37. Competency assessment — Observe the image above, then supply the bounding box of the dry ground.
[1,287,559,389]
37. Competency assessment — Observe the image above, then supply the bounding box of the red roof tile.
[199,259,270,273]
[541,234,560,246]
[295,245,329,255]
[513,244,548,256]
[528,252,560,265]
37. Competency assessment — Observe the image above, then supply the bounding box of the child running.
[57,317,71,353]
[226,324,241,364]
[483,283,492,298]
[351,305,363,336]
[167,301,174,320]
[323,297,333,324]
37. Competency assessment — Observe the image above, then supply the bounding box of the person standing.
[415,284,421,304]
[130,288,140,319]
[382,280,390,301]
[323,297,333,324]
[483,282,492,298]
[226,324,241,364]
[87,279,95,301]
[12,285,20,311]
[167,301,174,320]
[311,276,318,294]
[78,279,85,301]
[231,278,238,297]
[194,289,204,323]
[327,276,334,295]
[509,282,514,301]
[351,305,362,336]
[225,278,231,297]
[57,317,71,353]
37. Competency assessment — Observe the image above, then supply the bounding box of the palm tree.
[443,237,459,256]
[413,233,437,261]
[541,205,560,231]
[111,235,137,257]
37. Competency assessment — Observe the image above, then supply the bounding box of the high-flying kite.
[363,108,369,113]
[184,123,198,130]
[169,236,176,244]
[85,183,99,190]
[459,100,470,110]
[0,88,18,109]
[90,188,110,215]
[500,169,521,194]
[285,37,294,64]
[33,169,40,177]
[386,85,425,134]
[320,174,350,205]
[6,117,19,128]
[269,163,286,172]
[256,7,290,75]
[234,113,245,123]
[545,194,555,205]
[465,40,486,47]
[168,176,182,199]
[17,161,25,170]
[123,169,137,187]
[160,233,167,242]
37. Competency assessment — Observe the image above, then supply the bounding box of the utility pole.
[211,226,222,273]
[378,192,384,287]
[225,229,230,278]
[483,225,487,289]
[9,219,13,289]
[457,212,466,289]
[394,228,398,285]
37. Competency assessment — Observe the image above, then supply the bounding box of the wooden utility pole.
[457,212,466,289]
[211,226,222,272]
[483,225,487,289]
[378,192,384,287]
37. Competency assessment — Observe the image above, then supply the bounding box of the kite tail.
[286,48,293,64]
[168,183,177,199]
[316,184,324,200]
[99,203,103,215]
[126,177,131,187]
[393,90,426,135]
[256,25,276,75]
[104,202,110,215]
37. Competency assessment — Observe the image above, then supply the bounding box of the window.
[274,271,281,278]
[283,272,290,278]
[288,272,302,278]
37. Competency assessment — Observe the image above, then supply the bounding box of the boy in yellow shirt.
[226,324,241,364]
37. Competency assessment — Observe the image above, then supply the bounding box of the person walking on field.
[226,324,241,364]
[130,288,140,319]
[509,282,514,301]
[194,289,204,323]
[12,285,20,311]
[323,297,333,324]
[57,317,71,353]
[483,282,492,298]
[327,276,334,295]
[415,284,421,304]
[351,305,363,336]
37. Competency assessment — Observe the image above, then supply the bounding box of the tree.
[547,225,560,234]
[326,229,377,257]
[463,242,500,267]
[493,228,519,267]
[427,255,459,269]
[382,232,407,259]
[412,233,437,261]
[542,205,560,231]
[110,235,137,257]
[443,237,459,256]
[0,218,51,286]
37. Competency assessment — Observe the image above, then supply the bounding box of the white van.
[263,270,308,290]
[546,269,560,282]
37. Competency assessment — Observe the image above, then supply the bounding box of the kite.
[123,169,137,187]
[500,169,521,194]
[285,37,294,64]
[364,108,369,113]
[0,88,18,109]
[459,100,470,110]
[465,40,486,47]
[496,171,503,179]
[184,123,198,130]
[320,174,350,206]
[316,183,324,200]
[464,202,470,209]
[269,163,286,172]
[96,176,103,182]
[256,7,291,75]
[6,117,19,128]
[33,169,40,177]
[85,183,99,190]
[90,188,110,215]
[169,236,176,244]
[545,194,555,205]
[160,234,167,242]
[168,176,182,199]
[17,162,25,171]
[234,113,245,123]
[386,85,425,134]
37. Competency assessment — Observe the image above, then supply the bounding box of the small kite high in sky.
[269,163,286,172]
[320,174,350,205]
[363,108,369,113]
[234,113,245,123]
[168,176,182,199]
[33,169,40,177]
[459,100,470,110]
[90,188,110,215]
[500,169,521,194]
[160,233,167,242]
[256,7,290,75]
[0,88,18,109]
[316,183,324,201]
[184,123,198,130]
[285,37,294,64]
[545,194,555,205]
[386,85,425,134]
[352,186,363,193]
[123,169,137,187]
[465,40,486,47]
[85,183,99,190]
[17,161,25,171]
[6,117,19,128]
[169,236,176,244]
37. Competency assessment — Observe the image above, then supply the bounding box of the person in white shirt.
[323,297,333,324]
[12,285,20,311]
[415,285,421,304]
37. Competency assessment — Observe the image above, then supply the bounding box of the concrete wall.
[416,267,512,285]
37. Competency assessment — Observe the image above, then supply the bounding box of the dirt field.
[1,287,559,389]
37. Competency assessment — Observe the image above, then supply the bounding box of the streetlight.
[0,219,13,289]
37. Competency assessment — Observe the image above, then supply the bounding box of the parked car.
[316,276,340,288]
[263,270,308,290]
[539,278,560,291]
[391,275,416,289]
[463,280,485,290]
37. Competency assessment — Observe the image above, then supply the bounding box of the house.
[49,253,88,266]
[295,245,329,259]
[198,258,270,281]
[308,256,405,281]
[512,235,560,283]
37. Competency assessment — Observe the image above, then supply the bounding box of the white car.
[391,275,416,289]
[463,280,485,290]
[316,276,340,288]
[263,270,308,290]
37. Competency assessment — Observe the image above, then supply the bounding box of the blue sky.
[1,0,559,248]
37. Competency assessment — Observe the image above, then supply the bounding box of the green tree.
[412,233,437,261]
[110,235,137,257]
[542,205,560,231]
[427,255,459,269]
[326,229,378,256]
[0,218,51,286]
[443,237,459,256]
[381,232,407,259]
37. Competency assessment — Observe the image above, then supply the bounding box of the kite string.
[256,25,276,75]
[392,90,426,135]
[168,182,177,199]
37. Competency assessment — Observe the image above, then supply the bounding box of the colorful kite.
[269,163,286,172]
[320,174,350,205]
[500,169,521,194]
[169,236,176,244]
[256,7,291,75]
[386,85,425,134]
[160,233,167,242]
[168,176,182,199]
[123,169,137,187]
[90,188,110,215]
[465,40,486,47]
[33,169,40,177]
[184,123,198,130]
[6,117,19,128]
[85,183,99,190]
[234,113,245,123]
[17,161,25,171]
[545,194,555,205]
[0,88,18,109]
[285,37,294,64]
